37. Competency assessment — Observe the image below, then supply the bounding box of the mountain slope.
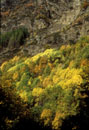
[1,0,89,48]
[0,0,89,65]
[0,0,89,130]
[0,36,89,130]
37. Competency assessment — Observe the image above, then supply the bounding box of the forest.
[0,36,89,130]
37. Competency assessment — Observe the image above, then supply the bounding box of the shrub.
[52,112,65,130]
[31,78,40,89]
[78,36,89,44]
[80,45,89,59]
[0,27,29,48]
[32,88,44,97]
[0,35,89,130]
[74,44,89,68]
[16,72,30,91]
[40,109,52,126]
[43,64,51,77]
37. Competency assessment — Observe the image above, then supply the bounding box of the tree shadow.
[61,92,89,130]
[0,85,52,130]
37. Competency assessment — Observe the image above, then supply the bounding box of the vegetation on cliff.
[0,27,29,49]
[0,36,89,130]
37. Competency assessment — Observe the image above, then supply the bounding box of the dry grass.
[1,10,10,17]
[25,3,34,8]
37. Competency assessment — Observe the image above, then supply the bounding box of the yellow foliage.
[0,37,89,130]
[8,65,18,72]
[41,109,52,119]
[4,80,12,87]
[52,112,65,130]
[11,56,20,63]
[32,88,44,97]
[48,62,52,67]
[28,80,31,85]
[60,44,71,51]
[80,93,88,99]
[31,49,54,62]
[33,63,46,74]
[40,109,52,125]
[39,56,48,65]
[66,44,71,50]
[53,67,83,89]
[13,72,19,80]
[31,53,43,62]
[60,45,66,51]
[19,90,27,102]
[0,61,8,72]
[34,65,42,74]
[43,77,53,88]
[16,81,20,88]
[74,89,79,97]
[24,58,31,65]
[38,76,43,82]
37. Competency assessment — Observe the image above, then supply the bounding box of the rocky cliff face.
[0,0,89,61]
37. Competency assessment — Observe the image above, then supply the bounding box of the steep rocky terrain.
[0,0,89,62]
[0,0,89,130]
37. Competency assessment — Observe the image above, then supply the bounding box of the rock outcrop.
[0,0,89,61]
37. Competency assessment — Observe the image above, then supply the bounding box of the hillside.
[0,0,89,130]
[0,36,89,130]
[0,0,89,61]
